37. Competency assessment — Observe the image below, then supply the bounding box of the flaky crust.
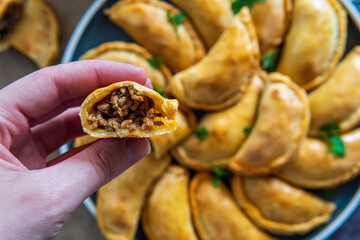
[79,81,178,138]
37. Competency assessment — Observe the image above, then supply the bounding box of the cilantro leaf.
[147,57,163,69]
[167,12,185,36]
[153,86,167,98]
[231,0,266,14]
[194,127,209,140]
[319,123,346,157]
[329,136,346,157]
[319,122,341,134]
[211,177,222,187]
[243,126,252,134]
[262,49,281,72]
[211,167,233,178]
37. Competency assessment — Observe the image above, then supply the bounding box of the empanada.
[142,166,198,240]
[10,0,59,67]
[0,0,23,51]
[170,7,260,111]
[105,0,205,73]
[73,135,97,148]
[309,47,360,136]
[80,81,178,138]
[97,153,171,240]
[80,41,171,91]
[277,129,360,189]
[277,0,347,90]
[172,74,264,170]
[190,173,274,240]
[231,176,336,235]
[229,73,310,175]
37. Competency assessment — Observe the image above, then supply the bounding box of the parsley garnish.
[211,178,222,187]
[243,126,252,134]
[210,167,233,187]
[319,123,345,157]
[167,11,185,36]
[262,49,281,72]
[153,86,167,98]
[194,127,209,140]
[231,0,266,14]
[147,57,163,69]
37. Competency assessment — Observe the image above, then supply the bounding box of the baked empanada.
[105,0,205,73]
[309,47,360,136]
[0,0,23,51]
[190,173,274,240]
[277,129,360,189]
[97,153,171,240]
[142,166,198,240]
[172,74,264,170]
[277,0,347,90]
[80,41,171,91]
[170,7,260,111]
[229,73,310,175]
[73,135,97,148]
[251,0,292,55]
[10,0,59,67]
[231,176,336,235]
[80,81,178,138]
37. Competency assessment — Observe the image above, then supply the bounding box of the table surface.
[0,0,359,239]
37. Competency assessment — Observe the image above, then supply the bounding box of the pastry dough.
[0,0,23,51]
[172,74,264,170]
[190,173,274,240]
[276,0,347,90]
[229,73,310,175]
[10,0,59,67]
[105,0,205,73]
[73,135,97,148]
[231,176,336,235]
[277,129,360,189]
[142,166,198,240]
[80,41,171,90]
[97,153,171,240]
[309,47,360,135]
[169,7,260,111]
[80,81,178,138]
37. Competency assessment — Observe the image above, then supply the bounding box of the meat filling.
[87,86,164,132]
[0,3,23,41]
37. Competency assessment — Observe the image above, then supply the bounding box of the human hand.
[0,60,151,239]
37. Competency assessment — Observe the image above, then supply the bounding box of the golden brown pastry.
[142,166,198,240]
[105,0,205,73]
[277,129,360,189]
[169,7,260,111]
[190,173,274,240]
[0,0,23,51]
[229,73,310,176]
[168,0,233,49]
[97,153,171,240]
[73,135,97,148]
[80,41,171,91]
[231,176,336,235]
[277,0,347,90]
[10,0,59,67]
[309,47,360,136]
[80,81,178,138]
[251,0,292,55]
[172,74,264,170]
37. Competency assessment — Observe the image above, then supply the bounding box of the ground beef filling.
[88,86,164,132]
[0,4,23,41]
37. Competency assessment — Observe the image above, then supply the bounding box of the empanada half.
[231,176,336,235]
[229,73,310,175]
[105,0,205,73]
[80,81,178,138]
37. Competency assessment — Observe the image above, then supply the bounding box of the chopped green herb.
[319,123,346,157]
[319,122,341,134]
[231,0,266,14]
[153,86,167,98]
[167,11,185,36]
[194,127,209,140]
[211,177,222,187]
[262,49,281,72]
[243,126,252,134]
[211,167,233,178]
[147,57,163,69]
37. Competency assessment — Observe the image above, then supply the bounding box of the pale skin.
[0,60,151,239]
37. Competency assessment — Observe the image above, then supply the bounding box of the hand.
[0,60,151,240]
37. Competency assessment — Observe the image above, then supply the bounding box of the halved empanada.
[276,0,347,90]
[231,176,336,235]
[172,74,264,170]
[169,7,260,111]
[229,73,310,175]
[190,173,274,240]
[142,166,198,240]
[80,41,171,91]
[309,47,360,136]
[97,153,171,240]
[277,129,360,189]
[10,0,59,67]
[251,0,292,55]
[105,0,205,73]
[0,0,24,51]
[80,81,178,138]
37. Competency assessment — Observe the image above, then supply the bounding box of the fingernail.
[145,77,153,89]
[125,138,151,163]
